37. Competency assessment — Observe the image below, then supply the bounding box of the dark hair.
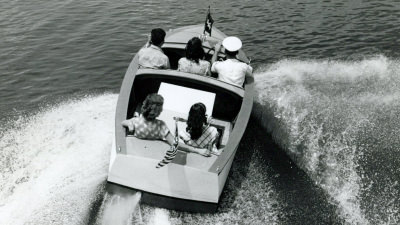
[186,103,207,140]
[141,93,164,120]
[185,37,205,63]
[225,49,238,57]
[151,28,166,46]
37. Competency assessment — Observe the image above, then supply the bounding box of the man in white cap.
[210,36,252,87]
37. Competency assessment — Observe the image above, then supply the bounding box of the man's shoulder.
[234,60,252,70]
[137,47,145,55]
[212,60,224,68]
[139,47,169,61]
[151,47,169,60]
[137,46,152,56]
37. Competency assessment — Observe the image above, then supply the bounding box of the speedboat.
[107,24,254,212]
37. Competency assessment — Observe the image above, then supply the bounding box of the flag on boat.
[203,6,214,36]
[156,119,179,168]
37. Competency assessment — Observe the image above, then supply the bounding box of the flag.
[203,6,214,36]
[156,119,179,168]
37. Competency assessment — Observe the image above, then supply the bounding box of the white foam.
[253,55,400,224]
[100,192,142,225]
[148,208,171,225]
[0,94,117,225]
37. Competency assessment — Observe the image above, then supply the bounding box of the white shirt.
[138,45,170,69]
[211,59,252,87]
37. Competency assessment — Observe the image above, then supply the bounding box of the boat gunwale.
[209,75,254,173]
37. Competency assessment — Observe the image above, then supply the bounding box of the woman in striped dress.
[179,103,220,155]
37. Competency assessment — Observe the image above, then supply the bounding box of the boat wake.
[0,94,116,225]
[96,191,142,225]
[253,55,400,225]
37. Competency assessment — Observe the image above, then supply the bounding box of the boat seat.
[208,118,232,147]
[125,136,218,169]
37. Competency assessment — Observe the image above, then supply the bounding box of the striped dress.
[156,120,179,168]
[179,125,219,152]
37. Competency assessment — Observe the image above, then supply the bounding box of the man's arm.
[246,64,253,76]
[210,42,222,72]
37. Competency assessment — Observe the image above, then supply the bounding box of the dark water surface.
[1,0,399,224]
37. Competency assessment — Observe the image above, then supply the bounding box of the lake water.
[1,0,399,224]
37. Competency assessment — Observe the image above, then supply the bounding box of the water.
[97,192,142,225]
[1,0,399,224]
[254,56,400,224]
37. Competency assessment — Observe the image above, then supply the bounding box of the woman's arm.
[165,133,211,157]
[179,142,211,157]
[121,120,134,132]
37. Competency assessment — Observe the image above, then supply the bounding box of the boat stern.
[107,145,220,204]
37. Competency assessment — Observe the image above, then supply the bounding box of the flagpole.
[203,6,210,35]
[203,5,214,37]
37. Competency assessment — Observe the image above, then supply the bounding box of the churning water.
[254,55,400,224]
[0,95,115,225]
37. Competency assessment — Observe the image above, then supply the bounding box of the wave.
[253,55,400,224]
[0,94,116,225]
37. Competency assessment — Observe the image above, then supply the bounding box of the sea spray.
[253,55,400,224]
[148,208,171,225]
[99,192,142,225]
[0,94,117,225]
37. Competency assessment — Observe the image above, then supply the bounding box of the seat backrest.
[158,82,216,117]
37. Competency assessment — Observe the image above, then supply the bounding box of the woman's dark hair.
[151,28,166,46]
[141,93,164,120]
[186,103,207,140]
[185,37,205,63]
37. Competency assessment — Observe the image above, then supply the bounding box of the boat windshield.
[127,73,242,123]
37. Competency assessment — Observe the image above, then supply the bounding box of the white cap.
[222,36,242,52]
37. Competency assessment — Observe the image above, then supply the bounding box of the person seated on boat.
[121,93,211,156]
[179,103,221,155]
[210,36,252,87]
[177,37,211,76]
[137,28,170,69]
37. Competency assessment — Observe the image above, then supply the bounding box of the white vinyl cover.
[158,82,216,117]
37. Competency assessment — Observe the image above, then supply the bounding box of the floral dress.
[125,115,170,140]
[178,58,211,76]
